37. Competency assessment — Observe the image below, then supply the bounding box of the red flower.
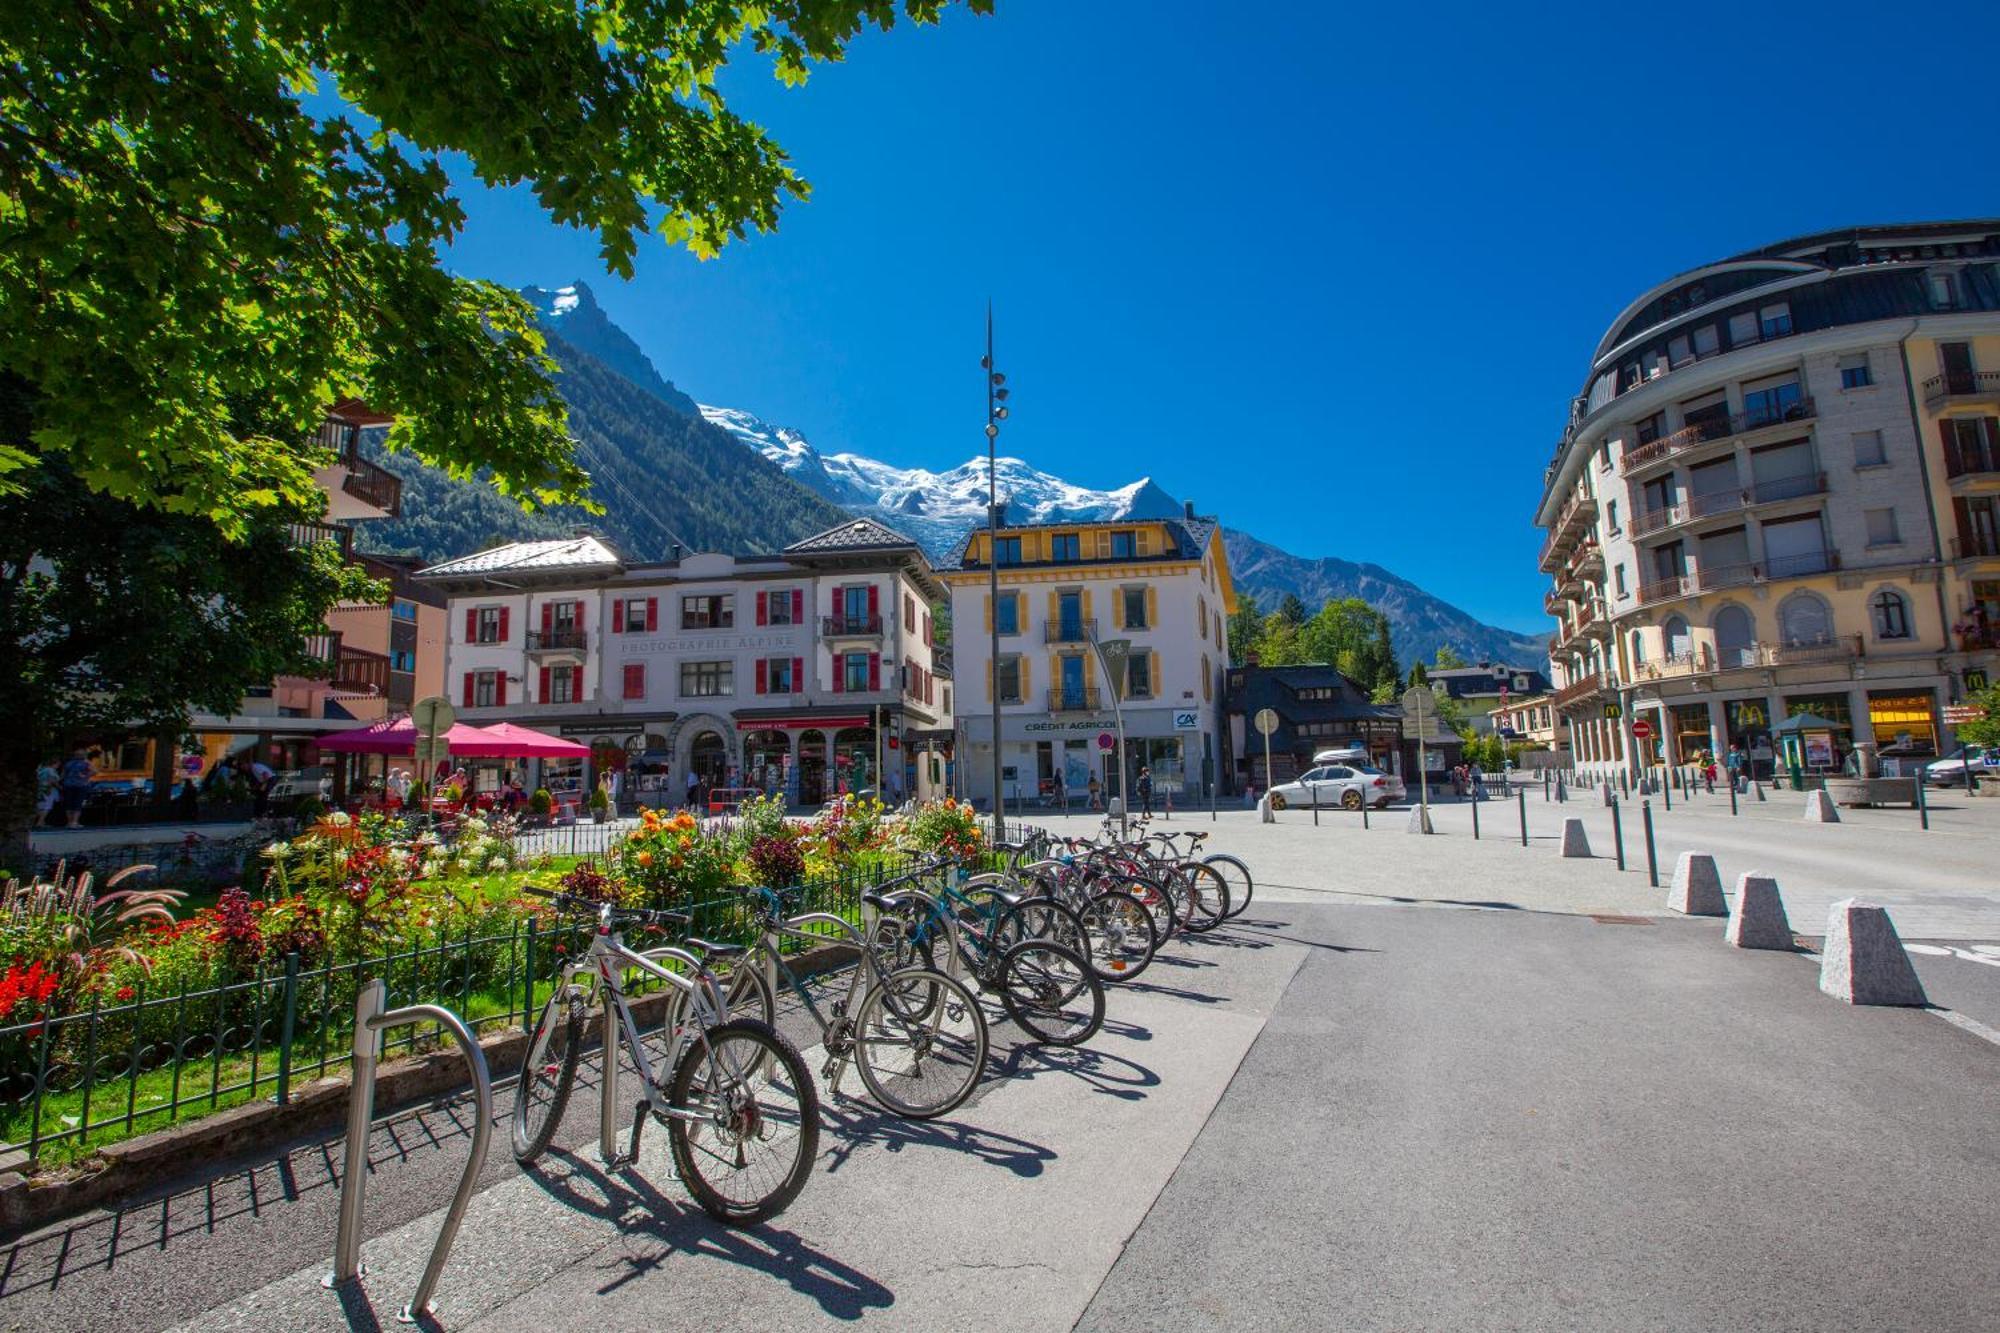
[115,986,135,1002]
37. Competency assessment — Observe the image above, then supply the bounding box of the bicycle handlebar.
[520,885,690,929]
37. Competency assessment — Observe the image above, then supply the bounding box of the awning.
[736,716,871,731]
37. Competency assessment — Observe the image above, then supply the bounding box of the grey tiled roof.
[937,515,1222,571]
[784,518,921,554]
[417,536,624,577]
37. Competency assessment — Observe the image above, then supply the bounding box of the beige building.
[1536,222,2000,782]
[1490,692,1557,752]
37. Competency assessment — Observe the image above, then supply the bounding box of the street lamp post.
[1087,631,1131,838]
[982,304,1010,842]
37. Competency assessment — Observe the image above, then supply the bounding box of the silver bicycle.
[511,888,820,1226]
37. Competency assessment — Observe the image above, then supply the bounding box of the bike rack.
[324,978,493,1325]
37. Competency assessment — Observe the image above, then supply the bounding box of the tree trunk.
[0,747,43,877]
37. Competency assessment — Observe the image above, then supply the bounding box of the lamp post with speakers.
[982,304,1010,842]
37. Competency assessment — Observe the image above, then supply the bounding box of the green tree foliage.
[1,0,986,532]
[1227,591,1264,666]
[1298,598,1401,697]
[1433,645,1468,669]
[1255,613,1307,666]
[1956,686,2000,748]
[1276,593,1310,626]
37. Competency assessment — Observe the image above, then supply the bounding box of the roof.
[417,536,624,578]
[784,517,921,554]
[938,514,1223,572]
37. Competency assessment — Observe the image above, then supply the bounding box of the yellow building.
[943,509,1235,807]
[1536,222,2000,782]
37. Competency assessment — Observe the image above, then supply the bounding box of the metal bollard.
[1729,776,1739,816]
[1313,783,1320,827]
[1544,770,1551,801]
[1472,791,1480,840]
[1518,788,1528,847]
[1641,799,1658,888]
[1361,800,1369,830]
[1611,797,1625,870]
[1917,773,1930,831]
[1663,773,1672,811]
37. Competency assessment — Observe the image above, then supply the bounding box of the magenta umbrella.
[464,721,590,758]
[317,718,501,754]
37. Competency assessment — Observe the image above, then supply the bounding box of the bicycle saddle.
[861,890,904,912]
[684,936,747,958]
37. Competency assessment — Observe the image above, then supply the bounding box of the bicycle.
[511,888,820,1226]
[712,879,990,1120]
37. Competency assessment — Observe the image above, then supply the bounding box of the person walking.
[684,767,701,811]
[246,755,277,818]
[1726,743,1746,792]
[1137,766,1154,818]
[1087,774,1102,811]
[58,751,95,828]
[35,760,59,827]
[1052,771,1067,811]
[1469,760,1485,801]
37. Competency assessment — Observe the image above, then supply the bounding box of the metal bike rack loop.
[324,978,493,1324]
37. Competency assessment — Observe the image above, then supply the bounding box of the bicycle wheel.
[1204,854,1254,920]
[996,894,1091,961]
[1174,861,1231,933]
[512,987,584,1162]
[852,967,988,1119]
[997,940,1104,1046]
[1079,889,1159,982]
[667,1018,821,1226]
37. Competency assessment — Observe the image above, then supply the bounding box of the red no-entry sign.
[1632,720,1655,739]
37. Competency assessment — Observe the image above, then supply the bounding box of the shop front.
[1721,698,1775,779]
[961,707,1197,811]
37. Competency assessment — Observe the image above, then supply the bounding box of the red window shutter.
[793,657,803,693]
[495,675,507,707]
[498,607,510,642]
[465,608,476,642]
[539,665,551,701]
[792,589,803,623]
[646,597,657,631]
[756,591,768,626]
[923,611,932,646]
[541,603,553,637]
[613,600,624,633]
[869,652,881,691]
[573,600,585,630]
[462,672,475,706]
[867,585,879,622]
[623,664,643,699]
[832,656,845,693]
[755,659,768,694]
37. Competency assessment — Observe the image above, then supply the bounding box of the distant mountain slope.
[1223,530,1546,667]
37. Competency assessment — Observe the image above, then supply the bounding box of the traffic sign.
[1253,708,1280,736]
[1943,705,1986,725]
[411,695,455,737]
[1097,731,1116,751]
[1632,719,1654,740]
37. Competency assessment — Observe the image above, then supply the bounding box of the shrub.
[617,808,737,909]
[900,798,984,860]
[530,788,554,817]
[746,833,806,887]
[558,861,621,904]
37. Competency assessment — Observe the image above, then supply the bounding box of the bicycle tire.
[668,1018,821,1226]
[1174,861,1231,933]
[1204,854,1255,920]
[997,940,1104,1046]
[996,894,1092,960]
[511,987,584,1162]
[1079,888,1159,982]
[852,967,988,1119]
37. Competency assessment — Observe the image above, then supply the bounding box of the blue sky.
[438,0,2000,634]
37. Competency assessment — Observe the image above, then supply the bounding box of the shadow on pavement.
[816,1099,1058,1179]
[521,1149,895,1321]
[992,1042,1160,1103]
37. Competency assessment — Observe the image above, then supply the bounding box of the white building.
[416,518,949,806]
[941,509,1235,809]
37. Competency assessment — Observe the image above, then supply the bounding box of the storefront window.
[1668,703,1712,764]
[833,727,875,796]
[742,729,790,794]
[1867,691,1936,754]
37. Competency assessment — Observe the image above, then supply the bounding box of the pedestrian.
[1469,760,1485,801]
[246,755,277,818]
[1726,743,1745,791]
[1052,771,1067,810]
[1088,774,1102,810]
[685,767,701,810]
[1137,766,1154,818]
[57,748,94,827]
[1701,751,1717,794]
[34,760,59,827]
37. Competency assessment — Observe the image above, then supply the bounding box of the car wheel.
[1340,789,1362,811]
[1268,792,1287,811]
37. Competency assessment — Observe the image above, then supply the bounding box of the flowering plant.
[616,808,736,908]
[899,798,984,860]
[809,794,886,864]
[746,832,807,887]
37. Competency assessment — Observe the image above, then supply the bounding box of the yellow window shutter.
[986,660,994,702]
[984,594,994,633]
[1049,651,1060,695]
[1095,530,1111,558]
[1146,586,1158,628]
[1020,654,1031,695]
[1151,649,1162,694]
[1047,588,1059,626]
[1136,528,1151,557]
[1082,588,1093,624]
[1111,588,1124,629]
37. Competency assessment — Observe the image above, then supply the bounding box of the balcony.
[299,630,342,671]
[332,645,390,697]
[1621,398,1816,474]
[286,519,355,560]
[822,614,884,638]
[1945,438,2000,483]
[1952,531,2000,561]
[317,418,403,517]
[1047,686,1102,713]
[526,628,589,654]
[1922,371,2000,410]
[1763,634,1862,667]
[1960,624,2000,651]
[1552,672,1611,712]
[1538,491,1599,571]
[1631,648,1715,683]
[1044,618,1097,644]
[1750,471,1828,506]
[1636,573,1693,606]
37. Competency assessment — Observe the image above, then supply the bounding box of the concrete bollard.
[1559,816,1591,858]
[1802,790,1841,823]
[1818,899,1927,1006]
[1258,794,1275,825]
[1602,782,1615,807]
[1667,851,1726,916]
[1726,873,1793,950]
[1406,804,1434,835]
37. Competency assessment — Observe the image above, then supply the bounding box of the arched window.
[1713,604,1754,667]
[1629,631,1647,665]
[1871,589,1911,640]
[1663,615,1691,658]
[1778,592,1832,647]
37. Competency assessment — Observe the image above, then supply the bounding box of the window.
[473,670,499,707]
[1667,334,1693,369]
[1863,508,1900,547]
[1630,631,1646,665]
[1123,587,1149,629]
[770,587,797,625]
[996,593,1020,635]
[1126,653,1153,699]
[904,592,916,628]
[1871,590,1911,640]
[1714,605,1754,668]
[1741,375,1803,428]
[1839,354,1873,390]
[764,657,797,693]
[841,584,872,624]
[1607,499,1620,533]
[622,663,646,700]
[475,606,503,644]
[680,594,733,629]
[392,599,418,622]
[680,660,733,697]
[995,656,1023,703]
[1930,272,1961,310]
[1109,530,1135,558]
[1852,430,1887,467]
[617,597,654,633]
[994,536,1023,566]
[548,664,578,704]
[1198,597,1208,639]
[1728,311,1760,347]
[1051,533,1081,562]
[1664,615,1691,658]
[1759,302,1793,339]
[1692,324,1720,357]
[842,652,871,692]
[391,649,416,672]
[1635,411,1665,445]
[1613,563,1628,597]
[1778,593,1833,647]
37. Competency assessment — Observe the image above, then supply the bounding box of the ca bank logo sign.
[1172,709,1199,731]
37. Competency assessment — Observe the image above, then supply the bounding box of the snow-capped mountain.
[698,404,1185,561]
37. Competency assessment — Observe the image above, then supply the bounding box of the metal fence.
[0,858,905,1165]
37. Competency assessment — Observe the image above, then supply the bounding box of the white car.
[1268,764,1404,811]
[1925,746,1999,786]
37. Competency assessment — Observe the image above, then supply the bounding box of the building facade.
[1426,664,1550,737]
[418,518,948,806]
[1221,663,1409,792]
[942,509,1234,808]
[1536,221,2000,782]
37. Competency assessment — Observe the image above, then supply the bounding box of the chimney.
[670,543,683,561]
[1183,500,1195,520]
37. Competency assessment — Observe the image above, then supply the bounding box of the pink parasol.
[464,721,590,759]
[317,718,502,754]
